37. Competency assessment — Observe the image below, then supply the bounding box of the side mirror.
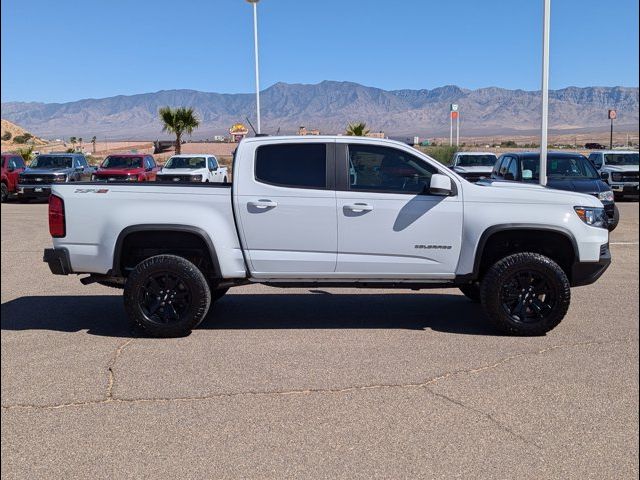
[600,172,609,181]
[210,166,218,171]
[429,174,453,196]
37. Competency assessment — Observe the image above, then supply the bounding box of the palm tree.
[69,136,77,150]
[345,122,370,137]
[158,107,200,155]
[91,136,97,153]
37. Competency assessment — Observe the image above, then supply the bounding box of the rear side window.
[255,144,327,189]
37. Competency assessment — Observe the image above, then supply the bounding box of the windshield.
[521,155,599,181]
[455,154,497,167]
[101,156,143,169]
[604,153,639,166]
[29,156,72,169]
[164,156,206,169]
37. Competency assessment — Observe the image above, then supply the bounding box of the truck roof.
[590,150,639,154]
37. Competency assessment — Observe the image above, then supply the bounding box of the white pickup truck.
[156,154,228,183]
[44,136,611,337]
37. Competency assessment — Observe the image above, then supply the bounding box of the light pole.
[539,0,551,186]
[246,0,261,135]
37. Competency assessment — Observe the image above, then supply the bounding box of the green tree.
[158,106,200,155]
[69,136,77,151]
[345,122,370,137]
[16,145,34,163]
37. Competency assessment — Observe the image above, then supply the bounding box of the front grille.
[19,175,57,185]
[156,175,193,183]
[611,172,639,182]
[95,175,131,182]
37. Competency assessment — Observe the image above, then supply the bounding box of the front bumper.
[610,183,639,195]
[43,248,72,275]
[17,185,52,197]
[571,242,611,287]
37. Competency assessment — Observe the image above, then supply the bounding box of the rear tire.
[124,254,211,337]
[480,252,570,336]
[459,282,480,303]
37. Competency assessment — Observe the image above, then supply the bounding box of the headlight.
[91,174,97,181]
[598,191,614,202]
[574,206,608,229]
[53,175,67,182]
[191,175,203,182]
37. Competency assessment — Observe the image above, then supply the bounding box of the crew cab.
[449,152,498,182]
[489,152,619,231]
[157,154,228,183]
[1,153,26,202]
[92,154,160,182]
[43,136,611,338]
[586,150,639,199]
[18,153,93,200]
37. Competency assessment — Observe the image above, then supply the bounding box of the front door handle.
[248,199,278,209]
[344,203,373,212]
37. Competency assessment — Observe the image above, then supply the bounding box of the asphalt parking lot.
[1,201,638,479]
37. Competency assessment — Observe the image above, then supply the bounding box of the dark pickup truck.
[18,153,95,200]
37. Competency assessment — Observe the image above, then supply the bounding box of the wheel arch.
[470,224,579,282]
[112,224,221,278]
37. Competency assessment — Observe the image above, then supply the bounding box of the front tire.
[124,255,211,337]
[1,184,8,203]
[480,252,570,336]
[459,282,480,303]
[608,205,620,231]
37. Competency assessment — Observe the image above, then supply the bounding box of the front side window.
[147,156,156,168]
[588,153,603,169]
[348,144,437,194]
[255,144,327,189]
[209,157,218,169]
[498,156,512,176]
[506,158,518,179]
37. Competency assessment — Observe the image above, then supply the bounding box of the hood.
[472,179,602,207]
[159,168,206,175]
[453,165,494,174]
[95,167,145,176]
[602,165,639,173]
[22,167,72,175]
[546,178,609,195]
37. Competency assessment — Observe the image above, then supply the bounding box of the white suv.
[449,152,498,182]
[587,151,639,199]
[157,154,228,183]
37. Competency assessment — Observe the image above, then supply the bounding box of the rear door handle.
[344,203,373,212]
[248,199,278,209]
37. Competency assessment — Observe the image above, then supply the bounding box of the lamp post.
[539,0,551,186]
[246,0,261,135]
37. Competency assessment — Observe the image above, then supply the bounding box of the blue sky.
[1,0,638,103]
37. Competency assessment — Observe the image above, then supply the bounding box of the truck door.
[235,141,337,277]
[335,142,463,278]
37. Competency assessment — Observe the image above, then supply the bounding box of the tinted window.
[101,156,143,169]
[498,156,512,176]
[147,156,156,168]
[30,156,73,169]
[255,144,327,189]
[13,156,25,168]
[455,154,498,167]
[588,153,603,169]
[348,144,437,194]
[209,157,218,169]
[520,155,599,181]
[506,158,518,179]
[604,153,639,166]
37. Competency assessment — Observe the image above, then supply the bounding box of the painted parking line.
[610,242,639,245]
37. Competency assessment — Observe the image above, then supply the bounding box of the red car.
[1,153,26,202]
[92,154,160,182]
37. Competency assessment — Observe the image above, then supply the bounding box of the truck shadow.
[0,292,496,338]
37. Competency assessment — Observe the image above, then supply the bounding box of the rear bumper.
[43,248,72,275]
[571,243,611,287]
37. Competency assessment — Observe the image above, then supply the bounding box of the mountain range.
[1,81,638,139]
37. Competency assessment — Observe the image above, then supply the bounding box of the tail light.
[49,194,66,238]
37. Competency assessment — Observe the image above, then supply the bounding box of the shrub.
[1,131,11,141]
[418,145,459,165]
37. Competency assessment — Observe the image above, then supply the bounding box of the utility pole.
[246,0,262,135]
[608,110,616,149]
[539,0,551,186]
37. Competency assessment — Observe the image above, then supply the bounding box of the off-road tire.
[480,252,570,336]
[459,282,481,303]
[608,205,620,232]
[124,254,211,337]
[1,184,8,203]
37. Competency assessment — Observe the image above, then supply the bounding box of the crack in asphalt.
[1,338,634,414]
[106,338,135,400]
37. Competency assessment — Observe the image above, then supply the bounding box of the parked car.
[449,152,498,182]
[1,153,26,202]
[17,153,94,200]
[157,154,228,183]
[92,154,160,182]
[489,152,619,231]
[44,136,610,338]
[586,150,639,200]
